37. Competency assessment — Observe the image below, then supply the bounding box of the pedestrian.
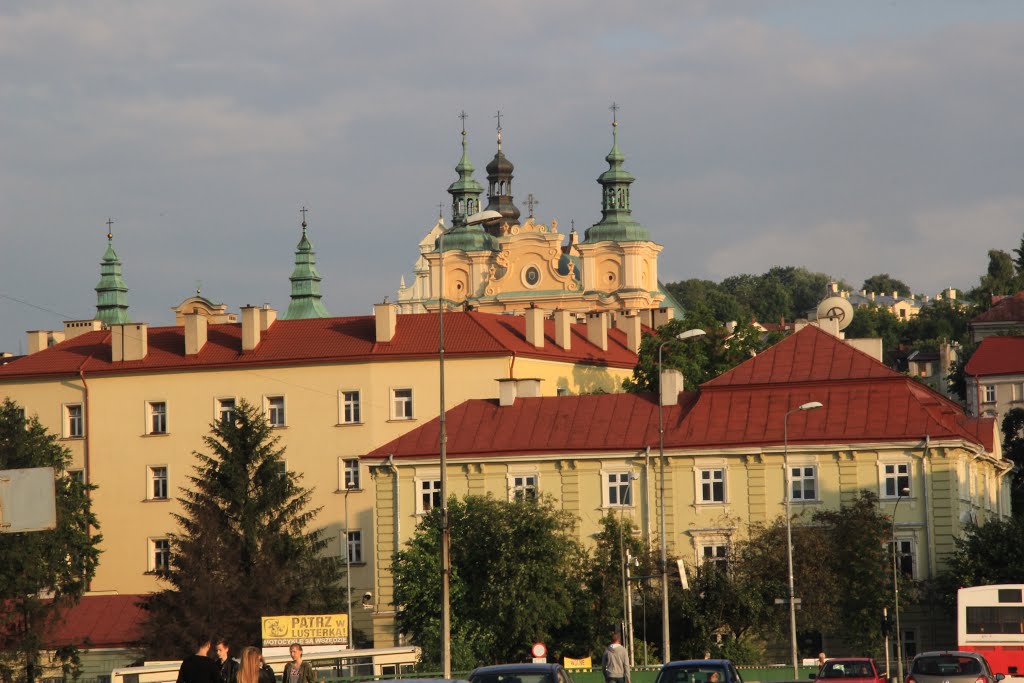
[236,647,275,683]
[215,639,238,683]
[283,644,318,683]
[818,653,828,670]
[602,633,631,683]
[176,636,219,683]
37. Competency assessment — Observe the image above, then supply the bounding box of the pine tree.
[0,399,101,683]
[139,400,344,658]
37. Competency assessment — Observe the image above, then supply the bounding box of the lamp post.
[657,327,706,664]
[343,480,356,649]
[784,400,824,678]
[893,486,910,683]
[438,209,501,677]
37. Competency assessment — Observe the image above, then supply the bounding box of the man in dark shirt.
[176,636,219,683]
[215,639,239,683]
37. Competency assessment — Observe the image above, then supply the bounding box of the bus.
[110,646,421,683]
[958,585,1024,678]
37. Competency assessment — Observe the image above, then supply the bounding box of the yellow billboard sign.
[564,657,592,669]
[261,614,349,647]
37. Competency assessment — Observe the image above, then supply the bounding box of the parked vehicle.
[812,658,886,683]
[654,659,744,683]
[906,651,1005,683]
[468,663,575,683]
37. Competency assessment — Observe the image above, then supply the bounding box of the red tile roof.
[971,291,1024,324]
[0,312,638,379]
[366,326,996,459]
[39,594,145,649]
[964,336,1024,377]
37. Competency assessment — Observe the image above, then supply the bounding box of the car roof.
[914,652,984,659]
[826,659,873,663]
[471,664,563,674]
[664,661,733,667]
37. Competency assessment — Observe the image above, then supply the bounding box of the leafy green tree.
[973,249,1021,302]
[1013,232,1024,275]
[139,400,344,658]
[843,305,904,361]
[903,301,973,349]
[624,304,762,393]
[947,343,977,402]
[862,274,912,297]
[766,266,846,318]
[1002,409,1024,513]
[392,495,589,668]
[0,399,101,683]
[665,279,749,324]
[939,517,1024,591]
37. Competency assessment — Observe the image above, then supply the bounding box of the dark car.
[654,659,744,683]
[468,663,575,683]
[906,651,1004,683]
[813,658,886,683]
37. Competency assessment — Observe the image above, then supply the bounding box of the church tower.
[283,211,330,320]
[443,120,495,253]
[583,108,649,243]
[482,115,520,235]
[95,222,131,326]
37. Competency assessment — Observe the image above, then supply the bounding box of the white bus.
[958,585,1024,678]
[110,646,420,683]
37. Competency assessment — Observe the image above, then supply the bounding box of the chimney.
[945,287,957,300]
[829,281,839,294]
[860,289,867,296]
[893,290,898,299]
[241,306,260,351]
[524,306,544,348]
[260,305,277,331]
[374,302,398,343]
[652,307,674,329]
[554,310,572,350]
[184,312,208,356]
[586,312,608,351]
[63,320,102,341]
[497,378,543,406]
[111,323,148,362]
[616,311,642,353]
[660,369,684,407]
[725,321,737,334]
[27,331,50,355]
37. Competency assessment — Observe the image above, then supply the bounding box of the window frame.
[508,472,539,501]
[147,465,169,501]
[603,470,634,508]
[391,387,414,421]
[983,384,996,404]
[63,403,84,438]
[415,477,442,514]
[891,536,916,579]
[789,464,818,503]
[215,397,237,424]
[341,458,361,490]
[880,461,912,499]
[339,389,362,425]
[696,467,727,504]
[146,400,167,435]
[148,537,171,573]
[265,395,286,427]
[342,529,363,564]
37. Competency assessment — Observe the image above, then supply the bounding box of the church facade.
[397,118,676,320]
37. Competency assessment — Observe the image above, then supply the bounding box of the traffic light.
[881,614,894,636]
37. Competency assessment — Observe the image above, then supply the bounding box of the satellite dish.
[816,296,854,331]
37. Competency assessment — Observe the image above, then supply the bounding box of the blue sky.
[2,1,1024,352]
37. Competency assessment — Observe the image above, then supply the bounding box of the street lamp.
[784,400,824,678]
[438,208,501,678]
[657,327,706,664]
[893,486,910,683]
[343,480,356,649]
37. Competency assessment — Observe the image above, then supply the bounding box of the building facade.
[964,335,1024,423]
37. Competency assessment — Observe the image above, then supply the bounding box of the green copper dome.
[583,121,651,243]
[283,218,330,319]
[447,126,485,228]
[95,229,131,325]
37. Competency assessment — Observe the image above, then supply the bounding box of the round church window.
[524,265,541,287]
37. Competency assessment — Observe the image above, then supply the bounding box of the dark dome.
[486,150,514,176]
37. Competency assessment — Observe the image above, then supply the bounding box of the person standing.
[602,633,631,683]
[215,639,238,683]
[283,644,317,683]
[236,647,275,683]
[176,636,219,683]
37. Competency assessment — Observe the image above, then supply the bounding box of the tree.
[903,300,973,349]
[0,399,101,683]
[862,274,911,297]
[844,304,904,362]
[939,517,1024,591]
[973,249,1021,302]
[138,400,344,658]
[1002,409,1024,513]
[623,303,762,394]
[1014,231,1024,275]
[392,495,589,668]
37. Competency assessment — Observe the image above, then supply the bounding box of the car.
[813,658,886,683]
[654,659,744,683]
[468,663,575,683]
[906,651,1005,683]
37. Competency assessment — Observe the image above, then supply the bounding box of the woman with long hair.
[235,647,275,683]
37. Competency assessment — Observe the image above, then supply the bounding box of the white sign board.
[0,467,57,533]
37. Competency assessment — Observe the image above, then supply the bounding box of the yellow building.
[0,303,641,641]
[363,325,1010,651]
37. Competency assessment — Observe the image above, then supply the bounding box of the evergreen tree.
[0,399,101,683]
[139,400,344,658]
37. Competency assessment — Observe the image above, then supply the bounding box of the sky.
[2,0,1024,353]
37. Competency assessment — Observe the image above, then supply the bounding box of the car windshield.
[657,665,726,683]
[912,656,982,676]
[821,663,872,678]
[471,674,555,683]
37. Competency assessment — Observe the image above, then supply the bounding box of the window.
[698,468,726,503]
[343,530,363,563]
[148,401,167,434]
[418,479,441,513]
[790,465,817,501]
[68,469,84,485]
[701,544,729,570]
[511,474,538,501]
[217,398,236,423]
[891,538,914,578]
[272,460,287,478]
[267,396,286,427]
[391,388,413,420]
[883,462,911,498]
[343,458,360,490]
[148,466,168,500]
[605,472,633,507]
[149,538,170,572]
[15,407,25,421]
[64,404,84,438]
[903,628,918,659]
[341,390,361,424]
[984,385,996,403]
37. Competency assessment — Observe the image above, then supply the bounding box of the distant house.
[964,335,1024,423]
[818,283,961,321]
[970,291,1024,343]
